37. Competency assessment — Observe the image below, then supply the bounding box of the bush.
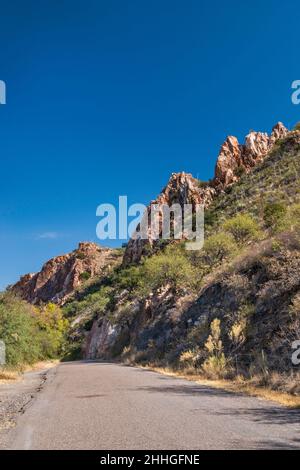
[0,293,69,367]
[197,179,208,189]
[75,252,86,260]
[263,202,287,231]
[223,214,260,243]
[112,265,143,291]
[293,122,300,131]
[202,318,229,379]
[79,271,91,281]
[34,303,69,358]
[0,293,41,366]
[202,354,228,379]
[204,209,218,229]
[140,247,196,294]
[179,348,201,370]
[63,286,112,319]
[202,232,236,264]
[288,203,300,231]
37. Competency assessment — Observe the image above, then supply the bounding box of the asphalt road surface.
[7,361,300,450]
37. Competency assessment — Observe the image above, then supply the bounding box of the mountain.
[10,122,300,394]
[81,123,300,394]
[123,122,288,265]
[11,242,122,305]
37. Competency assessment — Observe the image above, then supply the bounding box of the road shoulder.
[0,364,57,449]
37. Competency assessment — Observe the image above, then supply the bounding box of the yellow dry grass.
[139,365,300,409]
[0,360,58,384]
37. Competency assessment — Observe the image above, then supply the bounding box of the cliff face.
[214,122,288,188]
[81,129,300,395]
[12,122,288,304]
[11,242,120,305]
[123,122,288,265]
[123,172,216,265]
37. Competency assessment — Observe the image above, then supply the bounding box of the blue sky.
[0,0,299,290]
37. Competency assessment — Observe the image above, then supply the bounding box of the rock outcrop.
[11,242,121,305]
[213,122,288,188]
[124,122,289,264]
[123,172,216,265]
[11,122,290,304]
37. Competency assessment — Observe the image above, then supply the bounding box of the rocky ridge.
[11,242,121,305]
[11,122,289,304]
[124,122,288,264]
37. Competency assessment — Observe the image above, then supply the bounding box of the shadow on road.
[211,406,300,426]
[134,382,244,399]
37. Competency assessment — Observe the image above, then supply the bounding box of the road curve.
[8,361,300,450]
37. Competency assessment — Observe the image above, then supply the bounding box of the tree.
[203,232,236,264]
[223,214,260,243]
[263,202,287,231]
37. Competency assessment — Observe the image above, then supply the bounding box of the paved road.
[7,361,300,450]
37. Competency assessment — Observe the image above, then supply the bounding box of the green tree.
[223,214,260,243]
[34,303,69,358]
[263,202,287,232]
[0,293,41,366]
[202,232,236,264]
[141,246,196,294]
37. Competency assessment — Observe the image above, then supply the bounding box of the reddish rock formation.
[11,242,120,305]
[11,122,290,301]
[123,172,216,265]
[214,122,288,188]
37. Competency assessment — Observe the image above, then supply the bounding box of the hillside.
[9,122,300,395]
[60,124,300,395]
[11,242,123,305]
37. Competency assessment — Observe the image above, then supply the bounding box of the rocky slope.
[11,242,122,305]
[123,171,216,265]
[124,122,288,265]
[10,121,300,394]
[213,122,288,188]
[71,125,300,394]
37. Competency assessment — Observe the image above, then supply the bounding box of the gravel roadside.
[0,365,56,449]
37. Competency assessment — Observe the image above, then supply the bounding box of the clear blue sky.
[0,0,299,290]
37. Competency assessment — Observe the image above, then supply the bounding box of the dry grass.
[0,369,19,383]
[0,360,58,384]
[138,364,300,409]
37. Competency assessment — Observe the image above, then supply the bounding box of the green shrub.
[79,271,91,281]
[197,179,208,189]
[112,265,143,291]
[223,214,260,243]
[179,348,201,370]
[235,166,246,178]
[202,318,229,379]
[288,203,300,230]
[63,286,112,319]
[204,209,218,228]
[75,252,86,260]
[34,303,69,358]
[0,293,41,366]
[0,294,69,367]
[140,246,196,294]
[263,202,287,231]
[293,122,300,131]
[202,354,228,379]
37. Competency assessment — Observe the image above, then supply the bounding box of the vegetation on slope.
[59,130,300,395]
[0,293,68,370]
